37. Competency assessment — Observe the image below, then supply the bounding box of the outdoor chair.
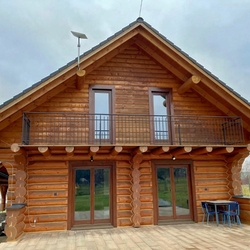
[222,202,242,228]
[201,202,218,225]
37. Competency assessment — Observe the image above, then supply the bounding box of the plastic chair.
[201,202,218,225]
[222,202,242,228]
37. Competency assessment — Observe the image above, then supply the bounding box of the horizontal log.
[27,183,68,190]
[10,143,26,154]
[38,147,51,157]
[140,217,153,226]
[110,146,123,156]
[24,214,67,223]
[28,162,67,168]
[27,169,68,175]
[141,209,153,217]
[27,198,67,207]
[140,202,153,209]
[24,222,67,232]
[194,166,227,173]
[151,146,169,155]
[117,218,132,227]
[117,203,132,211]
[210,147,234,155]
[195,173,227,179]
[65,146,74,157]
[170,146,192,156]
[27,175,68,183]
[117,196,132,204]
[117,210,132,218]
[27,190,68,199]
[27,205,67,215]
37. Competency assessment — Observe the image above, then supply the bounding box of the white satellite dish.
[71,31,88,70]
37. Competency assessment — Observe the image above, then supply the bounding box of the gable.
[0,18,250,134]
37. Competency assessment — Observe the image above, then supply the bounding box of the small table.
[205,200,236,226]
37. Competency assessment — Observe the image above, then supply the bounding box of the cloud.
[0,0,250,106]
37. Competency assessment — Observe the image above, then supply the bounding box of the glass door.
[157,165,191,220]
[74,167,111,224]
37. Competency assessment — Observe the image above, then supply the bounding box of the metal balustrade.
[22,112,245,146]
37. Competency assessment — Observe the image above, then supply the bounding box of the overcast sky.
[0,0,250,106]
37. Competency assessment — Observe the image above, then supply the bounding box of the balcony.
[22,112,245,146]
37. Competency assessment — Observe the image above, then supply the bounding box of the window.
[150,89,172,143]
[89,86,114,143]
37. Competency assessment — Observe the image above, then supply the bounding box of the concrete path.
[1,223,250,250]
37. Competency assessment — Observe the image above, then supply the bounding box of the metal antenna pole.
[77,37,80,70]
[71,31,88,70]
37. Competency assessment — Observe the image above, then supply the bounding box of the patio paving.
[0,223,250,250]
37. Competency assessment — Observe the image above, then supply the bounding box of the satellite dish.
[71,31,88,70]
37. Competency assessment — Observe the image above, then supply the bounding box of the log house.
[0,17,250,241]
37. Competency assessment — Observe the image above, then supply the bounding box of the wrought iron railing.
[22,112,245,146]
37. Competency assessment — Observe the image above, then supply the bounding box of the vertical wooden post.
[131,154,143,228]
[0,186,8,211]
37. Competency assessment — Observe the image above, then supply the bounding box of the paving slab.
[0,223,250,249]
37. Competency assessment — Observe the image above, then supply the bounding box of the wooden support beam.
[89,146,99,156]
[10,143,26,155]
[190,146,213,155]
[110,146,123,156]
[76,69,86,90]
[38,147,51,158]
[170,146,192,157]
[151,146,170,155]
[210,147,234,155]
[232,144,250,154]
[131,154,144,164]
[132,146,148,155]
[65,146,74,157]
[178,75,201,95]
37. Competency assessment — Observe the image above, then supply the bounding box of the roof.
[0,17,249,109]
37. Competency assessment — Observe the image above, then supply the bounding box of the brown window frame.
[89,85,115,144]
[149,88,173,144]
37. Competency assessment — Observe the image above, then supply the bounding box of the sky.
[0,0,250,107]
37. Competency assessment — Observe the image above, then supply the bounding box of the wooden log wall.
[194,159,230,222]
[5,206,26,241]
[29,44,224,145]
[139,161,154,225]
[116,161,132,227]
[116,160,154,227]
[24,161,68,232]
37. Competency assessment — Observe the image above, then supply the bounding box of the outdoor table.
[205,200,236,226]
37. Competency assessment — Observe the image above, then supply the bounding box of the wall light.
[172,156,176,161]
[90,156,94,162]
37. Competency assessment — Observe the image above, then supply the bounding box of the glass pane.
[174,168,190,216]
[94,169,110,219]
[153,94,168,140]
[74,169,91,221]
[94,92,110,140]
[157,168,172,217]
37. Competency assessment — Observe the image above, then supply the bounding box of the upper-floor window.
[150,89,172,143]
[89,86,114,143]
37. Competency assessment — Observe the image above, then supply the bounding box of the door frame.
[67,160,117,229]
[152,160,197,224]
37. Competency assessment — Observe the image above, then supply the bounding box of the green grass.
[158,177,189,208]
